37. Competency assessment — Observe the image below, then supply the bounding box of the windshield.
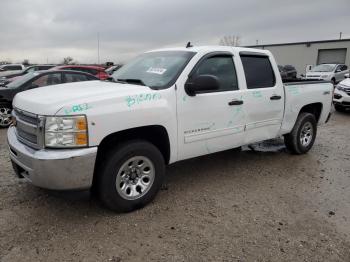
[112,51,196,89]
[311,64,336,72]
[6,72,37,88]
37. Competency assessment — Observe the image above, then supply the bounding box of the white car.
[333,75,350,112]
[305,64,349,84]
[8,46,333,212]
[0,64,25,77]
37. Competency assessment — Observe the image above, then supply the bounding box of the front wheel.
[97,140,165,212]
[284,113,317,154]
[0,103,12,128]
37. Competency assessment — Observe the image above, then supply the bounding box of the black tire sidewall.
[334,105,345,112]
[98,140,165,212]
[0,102,12,128]
[295,114,317,154]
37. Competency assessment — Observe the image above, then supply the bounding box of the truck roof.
[148,45,271,55]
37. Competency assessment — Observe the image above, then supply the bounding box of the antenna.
[186,42,193,48]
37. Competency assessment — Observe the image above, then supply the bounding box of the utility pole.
[339,32,342,40]
[97,32,100,65]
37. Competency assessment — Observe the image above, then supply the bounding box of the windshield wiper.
[117,78,146,86]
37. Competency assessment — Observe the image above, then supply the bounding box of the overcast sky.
[0,0,349,64]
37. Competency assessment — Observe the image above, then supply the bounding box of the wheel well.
[92,125,171,189]
[299,103,323,122]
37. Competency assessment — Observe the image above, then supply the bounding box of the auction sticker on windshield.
[146,67,167,75]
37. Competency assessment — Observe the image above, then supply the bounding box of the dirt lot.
[1,111,350,262]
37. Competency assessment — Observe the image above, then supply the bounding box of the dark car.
[278,65,288,81]
[278,65,297,81]
[51,65,109,80]
[0,70,98,127]
[0,65,56,86]
[283,65,297,79]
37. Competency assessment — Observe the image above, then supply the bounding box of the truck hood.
[13,80,152,115]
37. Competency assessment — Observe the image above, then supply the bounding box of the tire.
[284,113,317,154]
[334,105,345,112]
[331,78,336,86]
[0,102,12,128]
[97,140,165,212]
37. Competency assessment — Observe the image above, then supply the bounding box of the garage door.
[317,48,347,64]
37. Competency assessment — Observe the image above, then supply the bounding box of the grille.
[307,75,321,78]
[13,109,42,149]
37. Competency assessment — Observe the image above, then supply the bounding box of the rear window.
[240,55,276,89]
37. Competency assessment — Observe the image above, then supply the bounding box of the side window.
[240,55,276,89]
[65,73,89,82]
[341,65,348,71]
[31,73,61,87]
[192,55,238,92]
[336,65,342,71]
[87,69,98,75]
[4,65,22,70]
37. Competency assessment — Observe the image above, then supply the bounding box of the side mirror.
[106,76,115,82]
[335,69,341,73]
[185,75,220,96]
[345,73,349,78]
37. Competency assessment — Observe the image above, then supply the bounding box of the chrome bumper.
[7,126,97,190]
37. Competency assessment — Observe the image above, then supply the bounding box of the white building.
[248,38,350,76]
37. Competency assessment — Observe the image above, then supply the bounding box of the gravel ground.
[1,111,350,262]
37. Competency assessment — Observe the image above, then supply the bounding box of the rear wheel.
[284,113,317,154]
[97,140,165,212]
[0,103,12,128]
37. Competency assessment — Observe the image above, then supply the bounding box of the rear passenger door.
[335,65,348,82]
[239,53,284,144]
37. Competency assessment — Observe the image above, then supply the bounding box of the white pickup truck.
[8,46,333,212]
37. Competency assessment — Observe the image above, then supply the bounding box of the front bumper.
[333,90,350,107]
[7,126,97,190]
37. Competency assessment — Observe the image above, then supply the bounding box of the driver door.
[176,53,245,161]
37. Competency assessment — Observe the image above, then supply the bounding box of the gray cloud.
[0,0,349,64]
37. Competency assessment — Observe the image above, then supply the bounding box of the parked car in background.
[333,75,350,112]
[278,65,288,81]
[52,65,108,80]
[278,65,297,81]
[0,64,25,77]
[305,64,349,84]
[0,70,98,127]
[0,65,55,86]
[105,65,122,75]
[283,65,297,79]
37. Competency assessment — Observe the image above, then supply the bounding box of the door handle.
[228,99,244,106]
[270,95,282,100]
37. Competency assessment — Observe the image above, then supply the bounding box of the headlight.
[337,84,346,91]
[44,115,88,148]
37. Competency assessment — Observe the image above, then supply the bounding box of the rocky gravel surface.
[0,111,350,261]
